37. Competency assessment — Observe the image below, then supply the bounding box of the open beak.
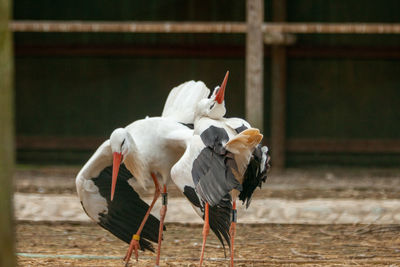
[215,70,229,104]
[111,152,123,201]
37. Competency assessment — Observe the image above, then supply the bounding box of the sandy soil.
[16,222,400,266]
[14,167,400,199]
[14,167,400,266]
[14,193,400,224]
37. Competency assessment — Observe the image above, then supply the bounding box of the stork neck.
[123,138,147,188]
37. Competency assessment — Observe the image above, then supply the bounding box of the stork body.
[77,80,210,266]
[109,117,193,265]
[77,117,193,265]
[111,117,191,189]
[77,74,270,267]
[172,71,269,266]
[195,72,270,204]
[76,140,161,252]
[171,124,262,267]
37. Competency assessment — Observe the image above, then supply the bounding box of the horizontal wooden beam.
[288,46,400,59]
[10,21,400,34]
[14,45,400,59]
[10,21,246,33]
[287,139,400,154]
[14,44,245,57]
[17,136,105,150]
[16,136,400,153]
[263,23,400,34]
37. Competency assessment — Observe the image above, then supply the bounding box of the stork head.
[195,71,229,120]
[109,128,134,201]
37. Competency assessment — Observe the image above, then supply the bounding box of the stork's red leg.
[199,202,210,267]
[229,201,237,267]
[155,184,167,266]
[124,173,161,265]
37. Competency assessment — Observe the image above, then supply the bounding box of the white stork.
[76,81,209,266]
[76,74,269,267]
[171,71,270,267]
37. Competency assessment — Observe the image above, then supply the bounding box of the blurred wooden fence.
[9,0,400,170]
[1,0,15,265]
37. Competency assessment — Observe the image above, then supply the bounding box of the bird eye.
[209,103,215,110]
[121,139,125,148]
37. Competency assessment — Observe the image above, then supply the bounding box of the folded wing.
[171,134,232,250]
[76,140,163,252]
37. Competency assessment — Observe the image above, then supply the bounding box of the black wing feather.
[239,145,271,208]
[193,126,242,206]
[234,124,248,134]
[183,186,232,253]
[180,122,194,129]
[91,164,165,252]
[193,148,241,206]
[208,194,232,254]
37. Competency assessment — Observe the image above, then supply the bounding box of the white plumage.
[75,79,210,265]
[162,80,210,124]
[109,117,191,190]
[76,140,112,222]
[76,73,270,267]
[170,71,268,267]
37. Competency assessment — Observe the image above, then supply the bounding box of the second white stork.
[172,71,270,266]
[171,125,262,267]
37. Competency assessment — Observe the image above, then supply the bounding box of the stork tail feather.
[183,186,232,253]
[208,195,232,256]
[239,145,271,208]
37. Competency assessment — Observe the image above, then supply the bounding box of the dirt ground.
[15,167,400,266]
[17,222,400,267]
[14,167,400,200]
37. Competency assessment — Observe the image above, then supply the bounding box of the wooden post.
[0,0,16,265]
[270,0,287,171]
[246,0,264,132]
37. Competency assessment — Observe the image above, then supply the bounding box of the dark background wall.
[13,0,400,165]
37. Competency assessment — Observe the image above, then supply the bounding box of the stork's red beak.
[215,71,229,104]
[111,152,123,201]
